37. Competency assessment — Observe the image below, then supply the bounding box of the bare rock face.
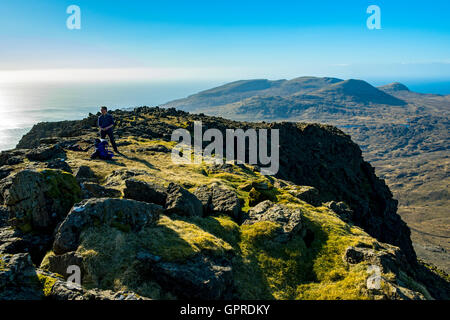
[165,183,203,217]
[3,169,81,233]
[243,200,303,243]
[193,183,242,220]
[123,179,167,206]
[53,198,163,254]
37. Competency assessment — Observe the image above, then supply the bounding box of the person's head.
[100,106,107,115]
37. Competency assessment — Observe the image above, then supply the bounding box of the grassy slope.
[32,135,428,300]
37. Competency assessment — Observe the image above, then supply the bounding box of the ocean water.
[0,80,219,151]
[1,79,449,152]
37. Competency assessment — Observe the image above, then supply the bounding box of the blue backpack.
[91,139,114,160]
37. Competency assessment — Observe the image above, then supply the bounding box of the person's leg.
[107,129,119,152]
[100,130,107,139]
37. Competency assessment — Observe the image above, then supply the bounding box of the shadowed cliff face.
[267,122,415,262]
[14,107,415,263]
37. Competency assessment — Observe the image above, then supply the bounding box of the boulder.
[0,206,8,227]
[42,251,84,279]
[36,269,149,300]
[0,150,26,166]
[46,159,72,173]
[146,255,233,299]
[4,169,82,232]
[123,179,167,206]
[81,182,122,199]
[165,183,203,217]
[325,201,353,222]
[26,144,65,162]
[193,183,241,220]
[0,226,53,264]
[284,185,321,206]
[74,165,97,183]
[53,198,163,254]
[0,253,43,300]
[0,166,13,180]
[243,200,303,243]
[343,245,428,300]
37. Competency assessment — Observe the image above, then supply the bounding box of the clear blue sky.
[1,0,449,82]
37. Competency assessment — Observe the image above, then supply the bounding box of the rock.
[46,159,72,173]
[0,206,8,227]
[325,201,353,222]
[342,245,428,300]
[81,182,122,199]
[123,179,167,206]
[0,166,13,180]
[243,200,303,242]
[0,253,43,300]
[284,185,321,206]
[26,144,65,162]
[42,251,84,279]
[0,177,13,205]
[147,255,233,299]
[0,150,26,166]
[165,183,203,217]
[4,169,82,232]
[36,269,149,300]
[74,165,97,183]
[248,187,274,207]
[53,198,163,254]
[0,226,53,264]
[193,183,242,220]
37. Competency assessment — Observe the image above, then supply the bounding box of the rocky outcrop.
[123,179,167,206]
[3,169,81,232]
[53,198,162,254]
[343,244,430,300]
[165,183,203,217]
[194,183,242,220]
[283,185,321,206]
[0,253,42,300]
[324,201,353,222]
[242,200,303,243]
[74,165,97,183]
[0,227,52,264]
[25,144,65,162]
[142,255,233,300]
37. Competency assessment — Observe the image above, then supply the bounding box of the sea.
[0,79,449,152]
[0,80,220,151]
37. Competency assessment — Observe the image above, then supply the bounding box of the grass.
[22,135,436,300]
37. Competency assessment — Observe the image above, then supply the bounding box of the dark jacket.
[98,113,115,129]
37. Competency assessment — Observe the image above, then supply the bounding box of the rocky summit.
[0,106,449,300]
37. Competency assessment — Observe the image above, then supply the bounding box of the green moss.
[40,169,82,213]
[37,273,59,297]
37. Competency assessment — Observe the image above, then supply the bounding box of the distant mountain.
[311,79,406,105]
[163,77,407,118]
[378,82,411,93]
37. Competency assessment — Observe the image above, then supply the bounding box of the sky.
[0,0,449,83]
